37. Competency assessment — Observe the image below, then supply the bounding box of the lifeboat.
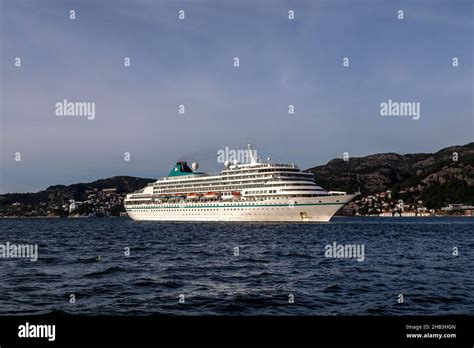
[204,192,219,199]
[187,193,199,200]
[158,194,169,201]
[231,191,241,197]
[222,193,233,200]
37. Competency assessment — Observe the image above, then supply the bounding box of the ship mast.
[247,144,258,164]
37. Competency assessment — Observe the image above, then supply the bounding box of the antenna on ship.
[247,144,258,164]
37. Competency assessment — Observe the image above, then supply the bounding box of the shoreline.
[1,215,472,219]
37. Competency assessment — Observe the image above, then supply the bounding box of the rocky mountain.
[306,142,474,208]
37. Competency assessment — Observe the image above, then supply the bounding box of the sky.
[0,0,473,193]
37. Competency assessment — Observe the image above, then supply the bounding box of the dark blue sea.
[0,217,473,316]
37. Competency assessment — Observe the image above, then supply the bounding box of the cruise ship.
[124,146,357,222]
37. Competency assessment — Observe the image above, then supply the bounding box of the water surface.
[0,217,472,315]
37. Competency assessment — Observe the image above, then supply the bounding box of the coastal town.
[4,188,126,218]
[341,190,473,217]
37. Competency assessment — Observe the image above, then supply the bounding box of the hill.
[0,176,155,216]
[306,143,474,208]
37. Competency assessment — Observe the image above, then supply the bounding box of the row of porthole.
[130,207,295,212]
[130,202,289,207]
[128,202,300,209]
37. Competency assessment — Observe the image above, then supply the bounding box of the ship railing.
[153,166,301,183]
[328,191,347,196]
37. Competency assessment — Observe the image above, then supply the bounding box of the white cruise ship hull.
[125,194,356,222]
